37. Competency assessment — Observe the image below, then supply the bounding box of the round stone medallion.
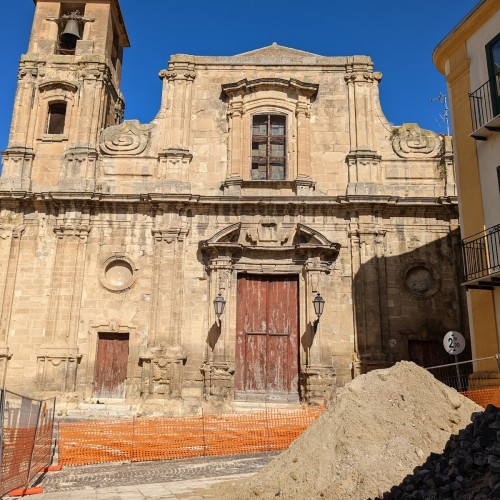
[405,265,437,297]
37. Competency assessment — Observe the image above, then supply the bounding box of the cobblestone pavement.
[36,452,277,492]
[2,453,278,500]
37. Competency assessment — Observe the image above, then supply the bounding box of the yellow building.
[434,0,500,375]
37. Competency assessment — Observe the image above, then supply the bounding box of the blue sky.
[0,1,479,153]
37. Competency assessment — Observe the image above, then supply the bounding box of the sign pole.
[454,354,462,391]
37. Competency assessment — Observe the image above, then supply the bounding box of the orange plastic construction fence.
[462,387,500,409]
[58,407,324,466]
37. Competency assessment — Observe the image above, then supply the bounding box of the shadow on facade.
[352,227,470,375]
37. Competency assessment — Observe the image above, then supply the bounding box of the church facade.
[0,0,466,414]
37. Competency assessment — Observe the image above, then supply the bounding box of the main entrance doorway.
[235,275,299,402]
[93,332,129,399]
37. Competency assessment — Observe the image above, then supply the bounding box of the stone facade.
[0,0,467,414]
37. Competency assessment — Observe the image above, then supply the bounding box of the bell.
[60,19,81,46]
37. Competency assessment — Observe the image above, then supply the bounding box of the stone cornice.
[222,77,319,98]
[0,191,458,207]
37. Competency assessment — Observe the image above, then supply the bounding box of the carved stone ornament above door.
[200,221,340,267]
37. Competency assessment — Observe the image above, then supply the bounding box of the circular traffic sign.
[443,331,466,355]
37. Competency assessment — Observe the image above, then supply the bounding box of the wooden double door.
[235,275,299,402]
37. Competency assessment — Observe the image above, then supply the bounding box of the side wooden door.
[93,333,129,398]
[235,275,299,401]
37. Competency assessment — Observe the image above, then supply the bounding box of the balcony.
[469,71,500,140]
[462,224,500,289]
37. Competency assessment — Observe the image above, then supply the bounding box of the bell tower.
[1,0,130,191]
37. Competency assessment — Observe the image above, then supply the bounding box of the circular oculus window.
[100,257,136,292]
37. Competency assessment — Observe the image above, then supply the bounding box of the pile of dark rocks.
[374,404,500,500]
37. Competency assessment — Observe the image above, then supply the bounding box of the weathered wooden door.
[235,275,299,401]
[408,340,448,368]
[94,333,129,398]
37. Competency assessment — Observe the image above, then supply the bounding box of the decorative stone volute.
[391,123,442,158]
[100,120,154,156]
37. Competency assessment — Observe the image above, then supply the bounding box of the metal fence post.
[0,388,5,486]
[26,399,43,487]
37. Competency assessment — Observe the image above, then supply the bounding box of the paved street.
[4,453,278,500]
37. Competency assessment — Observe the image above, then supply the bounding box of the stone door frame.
[85,321,137,400]
[200,221,340,404]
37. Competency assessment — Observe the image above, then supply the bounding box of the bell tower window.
[251,114,286,180]
[56,5,85,55]
[47,102,67,135]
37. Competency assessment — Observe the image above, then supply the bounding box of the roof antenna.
[431,92,450,135]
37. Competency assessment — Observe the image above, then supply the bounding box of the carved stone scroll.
[392,123,442,158]
[100,120,153,156]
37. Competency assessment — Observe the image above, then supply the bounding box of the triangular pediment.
[228,43,329,63]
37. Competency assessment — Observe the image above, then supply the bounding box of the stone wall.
[0,2,466,413]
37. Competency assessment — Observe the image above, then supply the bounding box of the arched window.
[46,102,67,134]
[251,114,286,180]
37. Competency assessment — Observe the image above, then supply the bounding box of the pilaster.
[0,225,25,345]
[40,215,90,392]
[60,146,98,191]
[295,96,313,181]
[345,149,382,195]
[0,147,34,191]
[440,135,457,197]
[349,224,391,373]
[157,147,192,186]
[345,69,383,151]
[159,65,196,150]
[301,256,335,404]
[75,64,111,148]
[143,207,190,398]
[201,255,235,400]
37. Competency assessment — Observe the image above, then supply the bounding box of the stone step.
[232,401,303,412]
[79,402,133,410]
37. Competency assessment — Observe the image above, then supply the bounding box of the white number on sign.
[443,331,466,356]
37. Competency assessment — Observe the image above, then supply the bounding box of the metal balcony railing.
[462,224,500,282]
[469,70,500,133]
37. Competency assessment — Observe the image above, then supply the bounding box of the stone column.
[200,255,234,400]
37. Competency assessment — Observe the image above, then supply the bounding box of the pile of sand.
[199,361,483,500]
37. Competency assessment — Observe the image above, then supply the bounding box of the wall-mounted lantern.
[313,292,325,319]
[213,293,226,320]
